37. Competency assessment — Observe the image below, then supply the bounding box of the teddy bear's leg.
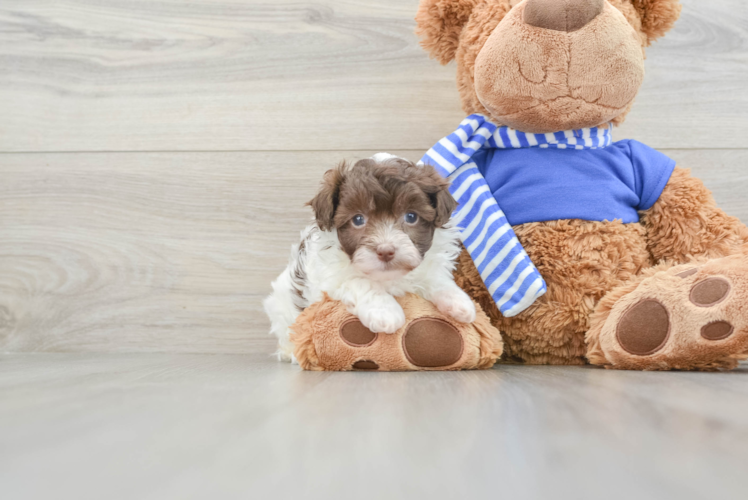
[583,167,748,370]
[454,219,653,365]
[641,167,748,263]
[587,254,748,370]
[456,249,589,365]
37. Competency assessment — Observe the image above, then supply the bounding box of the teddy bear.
[416,0,748,371]
[290,0,748,371]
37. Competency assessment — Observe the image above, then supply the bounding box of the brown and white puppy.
[264,154,477,361]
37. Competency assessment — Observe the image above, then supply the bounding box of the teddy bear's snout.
[523,0,604,33]
[472,0,644,133]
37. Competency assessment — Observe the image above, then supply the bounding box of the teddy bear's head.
[416,0,681,133]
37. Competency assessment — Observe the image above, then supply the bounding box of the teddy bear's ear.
[631,0,682,44]
[416,0,479,64]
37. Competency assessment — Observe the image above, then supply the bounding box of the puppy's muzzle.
[376,244,396,263]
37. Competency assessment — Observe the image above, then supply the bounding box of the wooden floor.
[1,353,747,499]
[2,1,748,498]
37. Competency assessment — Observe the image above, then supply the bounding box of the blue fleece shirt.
[471,139,676,225]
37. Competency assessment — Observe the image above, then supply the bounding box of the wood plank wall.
[1,0,747,354]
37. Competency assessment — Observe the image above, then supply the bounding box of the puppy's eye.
[404,212,418,224]
[352,214,366,227]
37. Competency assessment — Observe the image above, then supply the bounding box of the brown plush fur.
[631,0,683,44]
[416,0,480,64]
[290,293,503,371]
[473,1,645,133]
[455,219,652,365]
[416,0,681,129]
[417,0,748,371]
[640,167,748,263]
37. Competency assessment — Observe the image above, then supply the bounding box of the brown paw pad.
[676,268,698,279]
[402,318,463,368]
[701,321,735,341]
[690,277,731,307]
[617,299,670,356]
[352,360,379,370]
[340,319,377,347]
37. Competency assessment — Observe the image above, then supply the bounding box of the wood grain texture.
[0,150,409,354]
[0,0,461,152]
[616,0,748,147]
[1,353,747,500]
[0,0,747,152]
[1,149,747,354]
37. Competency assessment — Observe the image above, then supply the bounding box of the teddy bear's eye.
[352,214,366,227]
[404,212,418,224]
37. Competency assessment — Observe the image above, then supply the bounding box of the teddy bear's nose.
[523,0,604,32]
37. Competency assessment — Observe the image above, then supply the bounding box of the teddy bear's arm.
[640,167,748,264]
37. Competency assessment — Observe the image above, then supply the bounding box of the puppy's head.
[309,156,456,281]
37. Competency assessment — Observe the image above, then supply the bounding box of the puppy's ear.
[433,188,457,227]
[308,163,346,231]
[412,163,457,227]
[416,0,479,64]
[630,0,682,45]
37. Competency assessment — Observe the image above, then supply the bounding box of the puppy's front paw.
[434,289,476,324]
[358,304,406,334]
[276,341,296,363]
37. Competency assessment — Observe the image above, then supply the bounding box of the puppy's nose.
[376,244,395,263]
[523,0,604,32]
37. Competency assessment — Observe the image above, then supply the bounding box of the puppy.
[263,153,476,361]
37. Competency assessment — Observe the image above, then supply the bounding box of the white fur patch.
[371,152,399,162]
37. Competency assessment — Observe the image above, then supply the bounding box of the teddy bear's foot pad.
[340,319,378,347]
[616,299,670,355]
[402,318,464,368]
[594,255,748,370]
[290,294,502,371]
[352,359,380,370]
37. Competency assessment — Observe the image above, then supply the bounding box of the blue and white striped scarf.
[421,114,613,317]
